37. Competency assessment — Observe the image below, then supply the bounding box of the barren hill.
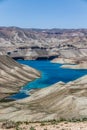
[0,55,40,100]
[0,75,87,122]
[0,27,87,59]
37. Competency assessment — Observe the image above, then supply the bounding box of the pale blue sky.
[0,0,87,28]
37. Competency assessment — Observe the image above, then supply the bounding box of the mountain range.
[0,27,87,59]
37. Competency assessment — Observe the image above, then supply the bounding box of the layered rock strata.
[0,55,40,100]
[0,27,87,60]
[0,75,87,122]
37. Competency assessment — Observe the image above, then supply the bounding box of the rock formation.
[0,55,40,100]
[52,57,77,64]
[0,27,87,60]
[0,27,87,122]
[0,75,87,122]
[52,57,87,69]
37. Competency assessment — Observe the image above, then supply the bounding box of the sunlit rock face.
[0,55,40,100]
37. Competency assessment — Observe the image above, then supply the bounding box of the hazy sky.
[0,0,87,28]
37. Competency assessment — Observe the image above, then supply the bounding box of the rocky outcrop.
[61,62,87,69]
[52,57,87,69]
[0,75,87,122]
[0,55,40,100]
[52,57,77,64]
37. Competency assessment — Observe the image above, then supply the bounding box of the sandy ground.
[0,121,87,130]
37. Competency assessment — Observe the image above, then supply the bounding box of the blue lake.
[11,60,87,99]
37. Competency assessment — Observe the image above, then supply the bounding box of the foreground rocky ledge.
[0,55,40,100]
[0,75,87,122]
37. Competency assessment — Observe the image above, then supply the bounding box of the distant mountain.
[0,27,87,59]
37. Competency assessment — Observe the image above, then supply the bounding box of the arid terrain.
[0,121,87,130]
[0,75,87,122]
[0,27,87,60]
[0,27,87,129]
[0,27,87,68]
[0,55,40,100]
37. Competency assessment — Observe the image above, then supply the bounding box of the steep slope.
[0,55,40,100]
[0,75,87,122]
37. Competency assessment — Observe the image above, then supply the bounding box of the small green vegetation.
[16,126,23,130]
[1,121,16,129]
[50,119,58,125]
[30,126,36,130]
[15,122,23,130]
[40,122,46,126]
[1,121,23,130]
[82,118,87,122]
[24,121,29,125]
[59,118,66,122]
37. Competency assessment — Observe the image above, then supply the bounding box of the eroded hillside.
[0,75,87,121]
[0,55,40,100]
[0,27,87,59]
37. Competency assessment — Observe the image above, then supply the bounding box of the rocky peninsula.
[52,57,87,69]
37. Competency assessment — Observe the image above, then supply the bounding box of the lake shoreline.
[52,57,87,69]
[9,59,87,99]
[0,58,87,124]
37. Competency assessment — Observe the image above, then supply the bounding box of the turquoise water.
[11,60,87,99]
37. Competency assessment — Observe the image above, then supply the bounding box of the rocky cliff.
[0,55,40,100]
